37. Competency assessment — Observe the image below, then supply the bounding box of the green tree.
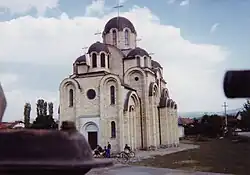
[31,99,57,129]
[23,103,31,128]
[48,102,53,116]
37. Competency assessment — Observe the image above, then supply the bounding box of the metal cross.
[94,31,102,36]
[82,47,88,54]
[114,0,124,18]
[113,0,124,44]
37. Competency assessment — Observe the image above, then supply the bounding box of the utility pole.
[222,102,228,127]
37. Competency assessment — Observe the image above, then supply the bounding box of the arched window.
[100,53,105,67]
[144,57,148,67]
[125,29,129,46]
[107,55,110,68]
[112,30,117,46]
[92,53,97,68]
[69,89,73,107]
[136,56,140,66]
[110,86,115,104]
[111,121,116,138]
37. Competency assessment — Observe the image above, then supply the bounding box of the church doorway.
[88,132,98,150]
[85,122,99,150]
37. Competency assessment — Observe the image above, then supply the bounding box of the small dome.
[127,47,149,57]
[103,17,136,34]
[87,42,109,54]
[75,55,86,63]
[151,60,162,68]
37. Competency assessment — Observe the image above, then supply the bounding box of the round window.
[135,77,139,81]
[87,89,96,100]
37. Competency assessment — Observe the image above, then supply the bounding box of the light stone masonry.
[59,16,179,153]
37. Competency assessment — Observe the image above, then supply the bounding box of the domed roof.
[103,17,136,34]
[151,60,162,68]
[127,47,149,57]
[75,55,86,63]
[87,42,109,54]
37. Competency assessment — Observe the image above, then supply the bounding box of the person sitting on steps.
[94,145,105,157]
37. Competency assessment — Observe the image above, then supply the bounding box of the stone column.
[133,109,137,149]
[166,107,170,147]
[175,108,180,146]
[170,107,174,147]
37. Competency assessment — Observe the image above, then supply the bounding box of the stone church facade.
[59,16,179,152]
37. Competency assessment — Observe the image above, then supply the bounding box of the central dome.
[103,16,136,34]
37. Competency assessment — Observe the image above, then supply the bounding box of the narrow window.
[110,86,115,104]
[92,53,97,68]
[111,121,116,138]
[69,89,73,107]
[136,56,140,66]
[107,55,110,68]
[144,57,148,67]
[112,30,117,46]
[125,29,129,46]
[100,53,106,67]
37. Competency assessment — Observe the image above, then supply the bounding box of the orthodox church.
[59,16,179,152]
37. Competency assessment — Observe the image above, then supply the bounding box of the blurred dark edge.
[224,70,250,98]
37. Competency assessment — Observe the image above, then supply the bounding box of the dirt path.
[132,138,250,175]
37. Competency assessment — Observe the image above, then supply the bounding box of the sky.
[0,0,249,122]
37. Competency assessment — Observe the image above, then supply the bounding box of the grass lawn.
[131,137,250,175]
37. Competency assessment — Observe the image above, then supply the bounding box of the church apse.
[158,96,179,147]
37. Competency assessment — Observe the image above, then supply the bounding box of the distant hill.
[179,108,243,118]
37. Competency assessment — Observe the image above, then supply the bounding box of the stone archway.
[84,122,99,150]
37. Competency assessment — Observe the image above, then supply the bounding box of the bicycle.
[120,150,135,158]
[115,149,135,164]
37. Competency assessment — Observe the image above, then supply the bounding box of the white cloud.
[180,0,189,6]
[0,0,59,15]
[119,0,128,4]
[0,74,18,87]
[210,23,220,33]
[85,0,106,17]
[167,0,176,4]
[0,5,244,121]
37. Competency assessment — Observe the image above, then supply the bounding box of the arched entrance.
[84,122,98,150]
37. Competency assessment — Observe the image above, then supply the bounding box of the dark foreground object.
[224,70,250,98]
[0,129,113,174]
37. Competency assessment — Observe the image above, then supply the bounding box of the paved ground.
[87,143,230,175]
[87,164,230,175]
[238,132,250,137]
[131,143,199,162]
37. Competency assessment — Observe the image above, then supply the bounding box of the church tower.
[102,17,137,50]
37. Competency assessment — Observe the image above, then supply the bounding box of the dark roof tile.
[103,17,136,34]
